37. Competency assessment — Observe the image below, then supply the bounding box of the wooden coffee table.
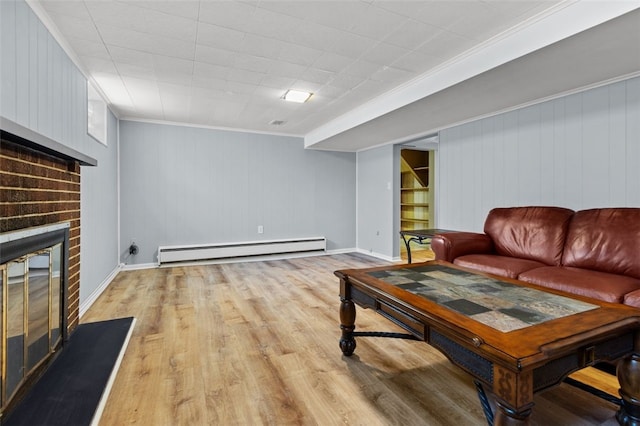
[335,260,640,425]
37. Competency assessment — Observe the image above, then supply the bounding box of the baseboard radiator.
[158,236,326,265]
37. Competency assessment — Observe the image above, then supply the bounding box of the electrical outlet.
[258,225,264,234]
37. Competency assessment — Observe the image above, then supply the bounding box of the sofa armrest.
[431,232,494,262]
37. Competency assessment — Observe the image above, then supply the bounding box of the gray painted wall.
[80,112,119,305]
[2,0,121,310]
[356,145,395,260]
[355,76,640,257]
[437,76,640,232]
[118,120,356,265]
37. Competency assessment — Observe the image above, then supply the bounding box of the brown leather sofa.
[431,206,640,308]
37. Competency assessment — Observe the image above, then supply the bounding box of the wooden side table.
[399,228,455,263]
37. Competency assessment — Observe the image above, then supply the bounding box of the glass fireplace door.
[1,244,63,413]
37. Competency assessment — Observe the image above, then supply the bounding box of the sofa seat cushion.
[623,290,640,308]
[453,255,547,279]
[518,267,640,303]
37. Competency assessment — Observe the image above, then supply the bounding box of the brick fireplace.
[1,122,95,417]
[1,137,81,330]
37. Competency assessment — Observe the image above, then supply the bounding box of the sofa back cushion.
[484,206,575,265]
[562,208,640,279]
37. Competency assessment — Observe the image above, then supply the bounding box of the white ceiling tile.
[370,66,414,84]
[297,68,335,86]
[359,43,411,66]
[96,23,195,60]
[69,38,111,60]
[42,13,102,42]
[91,72,134,108]
[238,34,287,60]
[233,54,277,74]
[227,68,265,85]
[372,1,430,19]
[342,60,382,78]
[40,1,92,20]
[384,19,442,50]
[260,75,298,90]
[293,21,346,51]
[277,43,323,67]
[119,1,201,20]
[196,22,246,50]
[312,52,354,74]
[252,85,287,102]
[198,1,258,29]
[327,74,366,90]
[152,55,194,84]
[248,8,306,44]
[391,51,443,73]
[107,46,154,67]
[305,1,372,32]
[81,56,119,74]
[349,5,407,40]
[193,62,229,81]
[88,1,198,42]
[415,30,477,60]
[267,61,307,80]
[153,55,194,74]
[117,62,155,80]
[325,30,374,58]
[410,1,475,28]
[227,81,258,96]
[194,44,236,67]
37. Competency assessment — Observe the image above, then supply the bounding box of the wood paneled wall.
[437,76,640,232]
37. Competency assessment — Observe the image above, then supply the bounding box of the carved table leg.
[339,297,356,356]
[494,402,532,426]
[617,352,640,426]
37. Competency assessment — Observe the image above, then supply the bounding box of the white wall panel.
[119,120,357,265]
[1,0,17,120]
[28,8,39,129]
[2,0,92,156]
[15,0,29,125]
[627,78,640,206]
[437,76,640,232]
[356,145,394,259]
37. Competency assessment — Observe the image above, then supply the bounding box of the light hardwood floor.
[83,253,620,425]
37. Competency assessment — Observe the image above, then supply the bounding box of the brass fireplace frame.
[0,224,69,417]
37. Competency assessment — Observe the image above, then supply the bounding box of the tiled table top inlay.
[367,264,598,332]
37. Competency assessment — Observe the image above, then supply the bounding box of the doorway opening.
[400,148,435,263]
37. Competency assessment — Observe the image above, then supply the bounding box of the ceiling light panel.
[283,90,312,103]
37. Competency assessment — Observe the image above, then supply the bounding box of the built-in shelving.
[400,149,433,231]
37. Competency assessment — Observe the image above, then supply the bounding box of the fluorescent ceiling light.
[283,90,312,103]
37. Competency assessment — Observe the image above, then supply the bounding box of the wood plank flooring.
[83,253,620,425]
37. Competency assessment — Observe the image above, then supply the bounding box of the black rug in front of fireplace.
[3,317,135,426]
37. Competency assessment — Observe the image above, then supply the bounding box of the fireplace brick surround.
[1,138,81,332]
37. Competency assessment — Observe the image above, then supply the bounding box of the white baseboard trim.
[117,249,383,269]
[79,265,121,319]
[120,262,157,271]
[354,248,398,262]
[325,247,357,255]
